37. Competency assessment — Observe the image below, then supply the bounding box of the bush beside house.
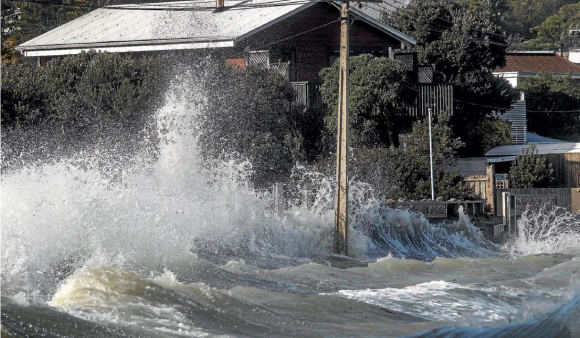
[509,146,554,188]
[1,52,166,172]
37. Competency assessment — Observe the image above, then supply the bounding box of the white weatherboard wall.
[494,72,519,87]
[570,49,580,64]
[497,99,527,144]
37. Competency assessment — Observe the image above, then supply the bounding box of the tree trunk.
[386,108,399,148]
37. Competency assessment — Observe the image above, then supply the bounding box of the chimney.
[216,0,224,10]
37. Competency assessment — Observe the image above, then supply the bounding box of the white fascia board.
[495,71,580,78]
[493,71,520,77]
[23,40,235,57]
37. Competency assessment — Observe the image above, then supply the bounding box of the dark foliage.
[196,60,324,188]
[386,115,474,200]
[1,52,166,171]
[518,72,580,142]
[319,55,415,149]
[390,0,519,156]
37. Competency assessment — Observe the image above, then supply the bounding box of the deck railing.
[289,82,453,117]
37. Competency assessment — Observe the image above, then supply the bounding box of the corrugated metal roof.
[486,143,580,156]
[453,159,487,176]
[452,156,518,175]
[19,0,310,49]
[18,0,415,55]
[527,132,567,144]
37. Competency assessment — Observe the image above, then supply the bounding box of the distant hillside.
[499,0,580,45]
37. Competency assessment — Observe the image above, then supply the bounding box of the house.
[493,51,580,88]
[16,0,415,86]
[492,52,580,145]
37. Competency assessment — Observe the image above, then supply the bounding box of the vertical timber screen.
[406,84,454,117]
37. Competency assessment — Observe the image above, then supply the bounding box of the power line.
[14,0,517,48]
[401,84,580,114]
[258,19,340,49]
[363,0,510,40]
[527,109,580,113]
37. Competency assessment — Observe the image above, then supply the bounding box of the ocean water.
[2,83,579,338]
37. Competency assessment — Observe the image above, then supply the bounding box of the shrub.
[469,117,512,155]
[196,61,320,188]
[2,51,164,129]
[1,51,165,171]
[509,146,554,188]
[387,115,473,200]
[319,54,415,149]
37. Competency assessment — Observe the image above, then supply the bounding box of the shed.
[486,143,580,188]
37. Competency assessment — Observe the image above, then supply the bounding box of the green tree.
[1,51,163,128]
[319,55,415,148]
[527,3,580,46]
[391,0,519,156]
[387,115,474,200]
[518,72,580,142]
[1,62,49,127]
[500,0,578,39]
[474,118,512,155]
[509,146,553,188]
[468,0,510,25]
[1,0,21,64]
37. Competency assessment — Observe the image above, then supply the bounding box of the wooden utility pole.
[334,1,350,256]
[333,0,380,255]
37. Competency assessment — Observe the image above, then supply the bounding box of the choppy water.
[2,84,579,338]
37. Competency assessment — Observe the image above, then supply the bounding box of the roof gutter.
[17,39,235,57]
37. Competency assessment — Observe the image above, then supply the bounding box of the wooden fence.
[464,176,487,201]
[546,153,580,188]
[494,188,573,216]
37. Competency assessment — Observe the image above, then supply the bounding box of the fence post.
[506,193,512,234]
[486,162,496,214]
[302,189,310,211]
[502,192,508,226]
[273,183,284,214]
